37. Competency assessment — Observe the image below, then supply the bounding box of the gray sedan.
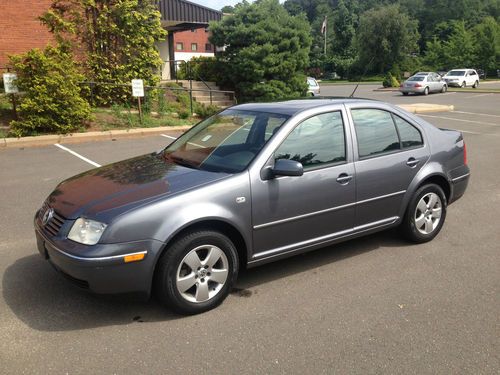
[400,72,448,95]
[34,99,469,314]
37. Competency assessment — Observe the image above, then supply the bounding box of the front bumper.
[35,220,164,296]
[444,80,461,87]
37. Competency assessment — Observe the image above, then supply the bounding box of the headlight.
[68,218,107,245]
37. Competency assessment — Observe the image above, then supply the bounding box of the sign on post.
[3,73,19,94]
[131,79,144,97]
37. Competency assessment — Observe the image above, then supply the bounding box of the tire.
[472,80,479,89]
[402,92,409,96]
[401,184,447,243]
[461,81,466,88]
[155,230,239,315]
[423,87,429,95]
[441,84,447,93]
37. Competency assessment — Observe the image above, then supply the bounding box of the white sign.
[3,73,18,94]
[131,79,144,97]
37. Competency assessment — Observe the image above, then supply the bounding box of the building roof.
[158,0,222,31]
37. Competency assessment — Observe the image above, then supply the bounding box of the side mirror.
[262,159,304,180]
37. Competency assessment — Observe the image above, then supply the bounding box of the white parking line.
[161,133,205,148]
[54,144,102,167]
[453,111,500,118]
[160,134,177,140]
[463,93,493,99]
[419,114,500,127]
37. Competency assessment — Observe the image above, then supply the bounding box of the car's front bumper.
[444,80,461,87]
[34,219,164,296]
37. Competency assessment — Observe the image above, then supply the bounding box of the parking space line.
[453,111,500,118]
[463,93,493,99]
[160,134,177,140]
[161,133,205,148]
[54,144,102,167]
[419,114,500,127]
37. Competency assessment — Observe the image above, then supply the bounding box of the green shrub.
[194,103,220,118]
[177,56,219,82]
[9,46,91,136]
[382,72,400,88]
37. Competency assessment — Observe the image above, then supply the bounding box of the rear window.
[447,71,466,76]
[408,77,425,81]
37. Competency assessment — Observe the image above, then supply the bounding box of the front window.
[163,110,289,173]
[307,78,318,87]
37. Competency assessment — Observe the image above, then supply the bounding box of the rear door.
[346,105,430,228]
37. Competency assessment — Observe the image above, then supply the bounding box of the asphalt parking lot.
[1,88,499,374]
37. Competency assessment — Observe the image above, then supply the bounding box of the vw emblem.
[42,208,54,226]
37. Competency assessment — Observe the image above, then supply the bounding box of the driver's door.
[250,110,355,259]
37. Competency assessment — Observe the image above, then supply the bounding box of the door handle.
[406,157,420,167]
[336,173,353,184]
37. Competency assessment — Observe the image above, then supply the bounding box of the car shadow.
[3,230,411,332]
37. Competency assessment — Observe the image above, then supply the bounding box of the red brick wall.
[174,28,213,53]
[0,0,54,68]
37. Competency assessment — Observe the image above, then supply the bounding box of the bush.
[177,56,219,82]
[9,46,91,136]
[382,72,400,88]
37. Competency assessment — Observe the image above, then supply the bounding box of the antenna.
[349,56,375,98]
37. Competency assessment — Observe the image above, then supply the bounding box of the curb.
[398,103,454,114]
[1,125,192,149]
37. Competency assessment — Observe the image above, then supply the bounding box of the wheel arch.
[151,219,249,291]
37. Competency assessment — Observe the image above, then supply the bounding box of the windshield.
[163,109,289,173]
[447,71,466,76]
[307,78,318,87]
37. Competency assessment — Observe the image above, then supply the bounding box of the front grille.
[39,202,66,237]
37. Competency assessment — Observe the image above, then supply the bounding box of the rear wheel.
[401,184,447,243]
[441,84,447,93]
[423,87,429,95]
[472,80,479,88]
[402,92,409,96]
[155,230,239,315]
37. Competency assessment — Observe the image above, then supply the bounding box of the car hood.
[47,152,230,220]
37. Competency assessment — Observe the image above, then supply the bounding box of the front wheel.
[461,81,466,88]
[401,184,447,243]
[155,230,239,314]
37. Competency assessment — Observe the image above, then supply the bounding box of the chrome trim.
[253,190,406,230]
[451,173,470,183]
[52,247,147,262]
[251,216,399,261]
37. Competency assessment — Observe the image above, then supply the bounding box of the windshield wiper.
[168,155,198,170]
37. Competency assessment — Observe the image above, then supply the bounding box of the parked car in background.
[307,77,320,96]
[399,72,447,95]
[443,69,480,88]
[34,99,469,314]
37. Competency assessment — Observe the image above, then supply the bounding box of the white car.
[443,69,480,88]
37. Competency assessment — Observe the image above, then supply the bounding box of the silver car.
[400,72,448,95]
[34,99,469,314]
[307,77,320,96]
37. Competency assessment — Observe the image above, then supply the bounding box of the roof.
[231,98,377,116]
[158,0,222,26]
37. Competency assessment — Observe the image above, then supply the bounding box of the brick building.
[0,0,221,79]
[173,28,215,61]
[0,0,54,68]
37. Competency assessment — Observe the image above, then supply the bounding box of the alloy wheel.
[176,245,229,303]
[414,192,442,235]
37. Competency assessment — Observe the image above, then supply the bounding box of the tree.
[9,46,91,136]
[41,0,166,106]
[210,0,312,102]
[221,5,235,13]
[473,16,500,75]
[442,21,475,68]
[356,5,419,74]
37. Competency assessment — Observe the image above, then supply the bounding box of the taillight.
[463,142,467,165]
[414,83,422,88]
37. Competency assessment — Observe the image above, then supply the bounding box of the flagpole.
[324,23,327,55]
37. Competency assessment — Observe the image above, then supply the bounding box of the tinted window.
[275,112,345,169]
[408,77,424,81]
[393,115,423,148]
[351,109,400,157]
